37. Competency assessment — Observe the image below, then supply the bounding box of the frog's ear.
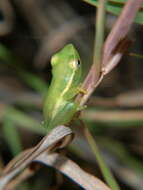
[51,54,59,66]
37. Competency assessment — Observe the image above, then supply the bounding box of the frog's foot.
[77,87,87,95]
[77,105,87,111]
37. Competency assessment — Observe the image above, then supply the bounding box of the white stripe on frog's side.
[51,70,75,119]
[60,45,78,98]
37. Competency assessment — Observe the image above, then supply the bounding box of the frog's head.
[51,44,82,86]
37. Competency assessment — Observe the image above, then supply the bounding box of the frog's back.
[43,44,82,129]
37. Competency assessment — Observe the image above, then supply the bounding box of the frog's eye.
[70,59,81,69]
[77,59,81,67]
[51,55,59,66]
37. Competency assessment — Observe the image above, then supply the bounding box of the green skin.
[43,44,82,130]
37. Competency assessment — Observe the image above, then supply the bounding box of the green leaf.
[0,43,48,95]
[82,0,143,25]
[3,119,22,156]
[4,107,46,135]
[19,71,48,95]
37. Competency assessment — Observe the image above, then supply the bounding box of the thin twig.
[84,127,121,190]
[93,0,106,81]
[76,0,143,106]
[0,126,73,189]
[5,167,38,190]
[102,0,143,67]
[82,109,143,123]
[76,0,107,106]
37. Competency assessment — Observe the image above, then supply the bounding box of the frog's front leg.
[77,85,87,95]
[76,104,87,112]
[68,86,87,111]
[65,85,87,100]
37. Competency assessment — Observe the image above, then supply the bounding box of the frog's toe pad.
[77,105,87,111]
[78,87,87,95]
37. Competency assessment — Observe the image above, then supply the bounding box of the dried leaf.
[35,152,111,190]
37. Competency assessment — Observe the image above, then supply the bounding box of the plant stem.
[3,119,22,156]
[93,0,106,81]
[84,127,121,190]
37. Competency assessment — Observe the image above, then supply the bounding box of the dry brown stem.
[76,0,143,106]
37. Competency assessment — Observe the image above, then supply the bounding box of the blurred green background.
[0,0,143,189]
